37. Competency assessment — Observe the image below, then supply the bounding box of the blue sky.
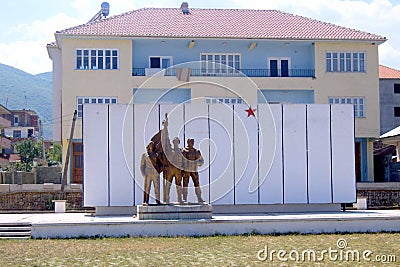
[1,0,400,74]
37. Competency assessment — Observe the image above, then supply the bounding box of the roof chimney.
[180,2,190,15]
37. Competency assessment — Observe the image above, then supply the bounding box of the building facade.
[0,105,12,167]
[1,109,39,140]
[47,4,386,184]
[379,65,400,135]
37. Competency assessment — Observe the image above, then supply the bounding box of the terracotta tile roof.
[56,8,386,41]
[379,65,400,79]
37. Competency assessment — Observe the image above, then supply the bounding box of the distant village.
[0,105,61,183]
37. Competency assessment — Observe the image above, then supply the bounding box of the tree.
[47,144,62,164]
[14,139,42,171]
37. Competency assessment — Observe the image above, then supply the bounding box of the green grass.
[0,233,398,266]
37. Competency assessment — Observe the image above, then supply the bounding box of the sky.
[1,0,400,74]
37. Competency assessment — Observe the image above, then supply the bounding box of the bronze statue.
[182,138,205,203]
[140,141,161,205]
[164,137,184,204]
[145,113,206,204]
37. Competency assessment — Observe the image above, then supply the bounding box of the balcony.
[132,68,315,78]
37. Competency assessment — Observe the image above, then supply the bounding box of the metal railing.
[132,68,315,78]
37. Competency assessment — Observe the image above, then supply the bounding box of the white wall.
[4,127,35,138]
[83,104,356,207]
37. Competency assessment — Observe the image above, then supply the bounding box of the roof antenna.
[88,2,110,23]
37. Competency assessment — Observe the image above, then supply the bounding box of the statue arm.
[197,151,204,167]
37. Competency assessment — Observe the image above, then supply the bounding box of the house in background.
[47,2,386,184]
[0,105,12,168]
[379,65,400,135]
[1,109,39,140]
[373,65,400,182]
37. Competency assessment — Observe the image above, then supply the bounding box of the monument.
[137,113,212,220]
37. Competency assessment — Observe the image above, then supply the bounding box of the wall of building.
[47,46,62,143]
[60,38,134,141]
[132,39,315,70]
[379,79,400,135]
[57,37,380,183]
[314,42,380,139]
[4,127,35,138]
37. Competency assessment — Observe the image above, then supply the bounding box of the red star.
[245,106,257,117]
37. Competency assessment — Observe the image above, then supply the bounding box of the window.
[149,56,172,69]
[268,58,290,77]
[13,115,19,126]
[326,52,365,72]
[27,129,33,138]
[394,107,400,117]
[76,96,118,118]
[205,97,243,104]
[13,130,21,138]
[328,97,365,118]
[200,53,241,75]
[394,84,400,94]
[76,49,118,70]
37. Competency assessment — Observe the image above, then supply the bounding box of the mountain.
[0,63,52,139]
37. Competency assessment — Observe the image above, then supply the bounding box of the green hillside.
[0,63,52,139]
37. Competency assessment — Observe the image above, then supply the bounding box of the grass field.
[0,233,398,266]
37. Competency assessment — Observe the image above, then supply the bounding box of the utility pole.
[61,110,77,192]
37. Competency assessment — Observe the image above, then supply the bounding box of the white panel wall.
[331,105,356,203]
[83,103,357,207]
[134,104,160,205]
[83,104,109,206]
[209,105,234,204]
[283,105,308,204]
[234,104,258,204]
[160,104,184,203]
[184,104,210,203]
[259,104,283,204]
[109,105,134,206]
[307,105,332,203]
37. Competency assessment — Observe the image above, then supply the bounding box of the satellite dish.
[101,2,110,17]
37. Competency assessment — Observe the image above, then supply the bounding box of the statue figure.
[164,137,184,204]
[140,141,161,205]
[182,138,205,203]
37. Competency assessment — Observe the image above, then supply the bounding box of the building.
[0,105,12,168]
[1,109,39,140]
[379,65,400,135]
[47,3,386,184]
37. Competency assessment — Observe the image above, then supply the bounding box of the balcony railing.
[132,68,315,78]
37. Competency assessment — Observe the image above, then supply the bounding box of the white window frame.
[148,56,173,69]
[326,51,366,73]
[13,130,22,138]
[13,115,19,126]
[267,57,291,77]
[76,96,118,118]
[75,49,119,70]
[205,97,244,105]
[200,53,241,75]
[328,97,365,118]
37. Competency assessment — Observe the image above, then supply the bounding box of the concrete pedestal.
[137,203,212,220]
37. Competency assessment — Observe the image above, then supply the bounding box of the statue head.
[173,137,180,148]
[146,141,155,152]
[187,138,194,148]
